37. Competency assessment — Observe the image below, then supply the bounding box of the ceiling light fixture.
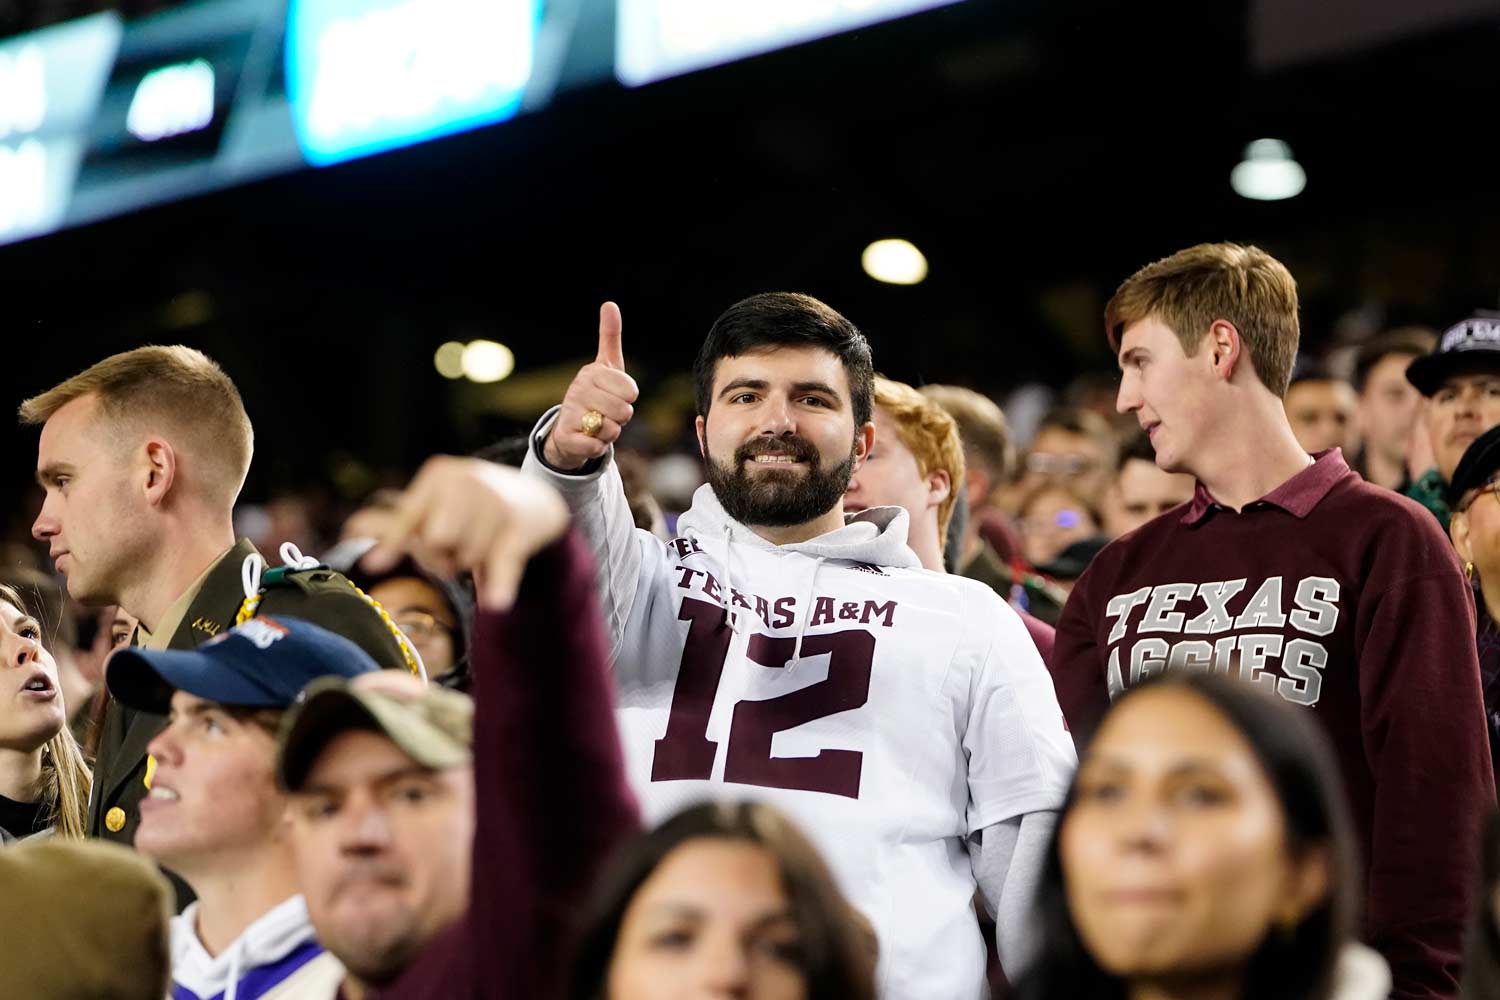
[433,341,465,379]
[861,238,928,285]
[460,339,515,383]
[1230,139,1306,201]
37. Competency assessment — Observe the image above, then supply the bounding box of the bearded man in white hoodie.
[524,292,1077,997]
[104,616,380,1000]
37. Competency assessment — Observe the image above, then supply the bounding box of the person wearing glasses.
[1446,424,1500,787]
[333,548,473,688]
[1013,408,1119,508]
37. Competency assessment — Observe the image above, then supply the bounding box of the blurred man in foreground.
[282,458,638,999]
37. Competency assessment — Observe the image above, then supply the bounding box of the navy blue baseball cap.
[107,616,380,714]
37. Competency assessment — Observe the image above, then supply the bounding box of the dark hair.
[1287,356,1340,389]
[569,801,877,1000]
[1035,407,1120,474]
[1353,327,1438,393]
[472,434,531,468]
[1014,672,1359,1000]
[223,705,287,739]
[692,293,875,428]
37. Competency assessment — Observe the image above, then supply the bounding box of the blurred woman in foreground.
[571,800,877,1000]
[1014,672,1389,1000]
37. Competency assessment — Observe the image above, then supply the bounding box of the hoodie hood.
[676,483,921,569]
[676,484,921,667]
[171,895,322,1000]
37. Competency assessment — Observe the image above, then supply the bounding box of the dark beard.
[704,435,857,528]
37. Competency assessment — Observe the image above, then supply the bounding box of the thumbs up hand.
[542,302,641,470]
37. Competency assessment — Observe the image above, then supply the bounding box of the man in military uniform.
[21,346,408,858]
[1404,313,1500,529]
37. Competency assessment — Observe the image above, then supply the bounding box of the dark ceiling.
[3,0,1500,513]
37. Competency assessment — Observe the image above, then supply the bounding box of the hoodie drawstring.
[225,939,243,1000]
[788,560,818,671]
[706,526,817,670]
[720,527,749,636]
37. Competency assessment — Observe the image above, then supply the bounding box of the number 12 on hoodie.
[651,596,874,799]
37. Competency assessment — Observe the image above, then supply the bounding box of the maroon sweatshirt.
[1052,450,1494,1000]
[362,532,640,1000]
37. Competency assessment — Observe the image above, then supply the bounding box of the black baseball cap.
[1448,425,1500,510]
[1406,314,1500,397]
[108,616,381,714]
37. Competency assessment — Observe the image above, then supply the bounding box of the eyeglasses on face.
[392,610,456,641]
[1025,452,1096,477]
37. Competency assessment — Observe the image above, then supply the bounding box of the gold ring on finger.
[580,409,604,437]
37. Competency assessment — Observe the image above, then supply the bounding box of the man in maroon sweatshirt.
[278,457,639,1000]
[1051,242,1494,999]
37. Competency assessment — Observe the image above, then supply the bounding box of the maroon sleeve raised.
[378,531,640,1000]
[1050,568,1109,745]
[1356,534,1495,999]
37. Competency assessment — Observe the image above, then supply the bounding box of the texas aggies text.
[1102,574,1340,706]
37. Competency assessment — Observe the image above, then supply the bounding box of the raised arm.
[522,302,650,648]
[364,457,640,1000]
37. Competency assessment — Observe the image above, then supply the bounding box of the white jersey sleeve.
[962,585,1076,832]
[522,405,655,652]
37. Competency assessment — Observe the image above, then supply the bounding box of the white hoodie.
[525,413,1077,999]
[170,895,343,1000]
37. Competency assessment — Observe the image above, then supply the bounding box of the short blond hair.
[875,377,964,543]
[20,346,253,504]
[1105,242,1300,398]
[918,384,1013,488]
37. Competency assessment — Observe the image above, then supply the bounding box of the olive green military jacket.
[88,539,409,848]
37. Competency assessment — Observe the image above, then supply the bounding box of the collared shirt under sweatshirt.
[1052,449,1494,1000]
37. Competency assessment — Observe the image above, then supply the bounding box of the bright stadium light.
[433,341,465,379]
[862,238,929,285]
[461,340,514,383]
[1230,139,1306,201]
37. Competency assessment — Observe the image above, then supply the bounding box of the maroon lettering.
[755,596,771,627]
[650,597,877,798]
[724,631,874,799]
[670,536,705,559]
[860,600,897,628]
[675,566,703,590]
[772,597,796,629]
[701,572,723,603]
[809,596,836,627]
[650,598,733,782]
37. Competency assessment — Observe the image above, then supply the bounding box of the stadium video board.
[0,0,964,248]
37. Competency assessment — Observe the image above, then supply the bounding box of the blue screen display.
[286,0,542,167]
